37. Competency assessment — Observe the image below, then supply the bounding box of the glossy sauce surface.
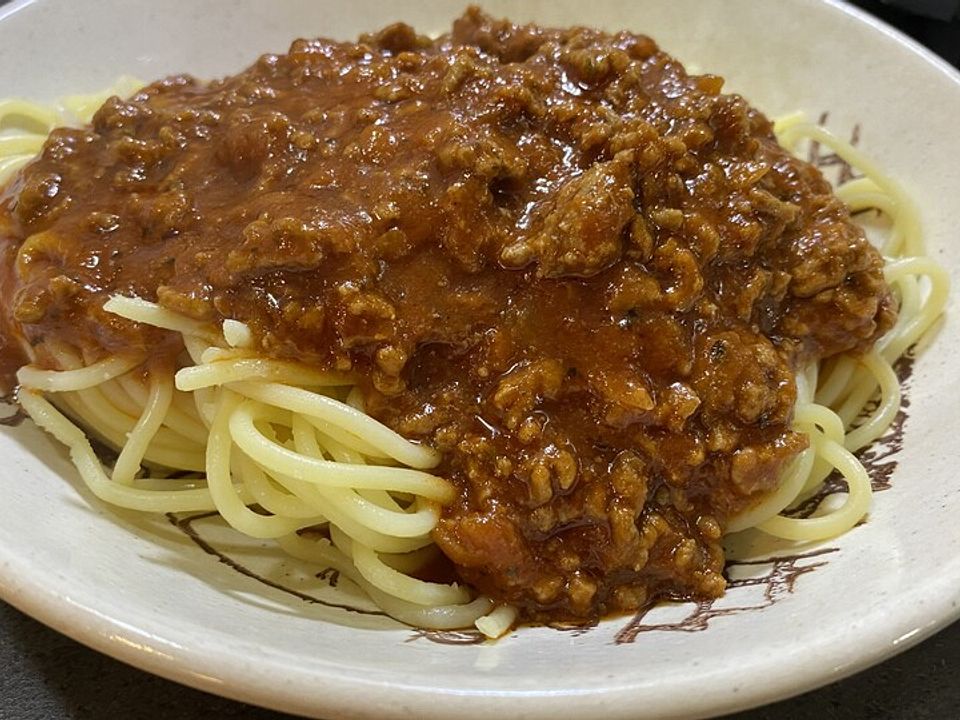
[0,8,894,620]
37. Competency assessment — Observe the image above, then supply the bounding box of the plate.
[1,1,959,718]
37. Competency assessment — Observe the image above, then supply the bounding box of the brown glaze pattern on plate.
[613,547,839,643]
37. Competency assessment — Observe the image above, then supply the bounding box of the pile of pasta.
[0,85,946,637]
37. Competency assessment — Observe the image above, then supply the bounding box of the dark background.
[1,1,959,718]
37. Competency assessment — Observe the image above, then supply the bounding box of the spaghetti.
[4,84,508,636]
[0,21,947,637]
[726,115,949,539]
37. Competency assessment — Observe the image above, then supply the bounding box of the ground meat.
[0,7,895,622]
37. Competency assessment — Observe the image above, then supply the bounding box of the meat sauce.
[0,8,894,621]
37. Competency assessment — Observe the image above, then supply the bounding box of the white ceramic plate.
[1,1,958,718]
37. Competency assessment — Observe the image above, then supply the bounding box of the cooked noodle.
[725,114,949,539]
[1,83,948,640]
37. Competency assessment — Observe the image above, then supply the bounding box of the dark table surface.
[2,1,959,719]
